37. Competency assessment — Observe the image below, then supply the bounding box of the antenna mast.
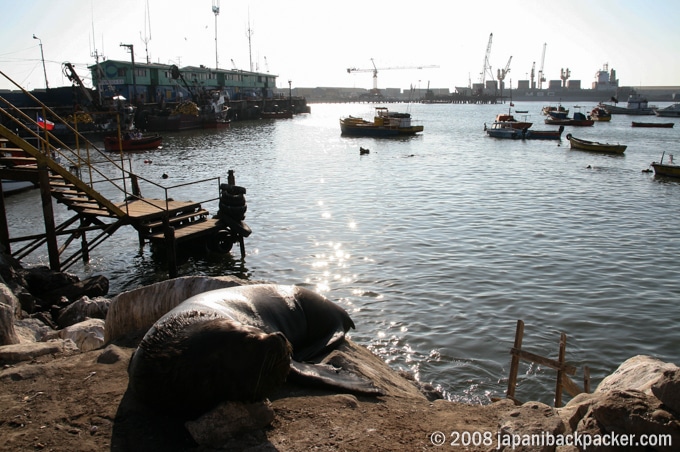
[141,0,152,64]
[246,11,254,72]
[212,0,220,69]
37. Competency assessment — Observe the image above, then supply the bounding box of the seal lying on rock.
[127,284,381,416]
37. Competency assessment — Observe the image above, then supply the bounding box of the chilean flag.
[37,116,55,131]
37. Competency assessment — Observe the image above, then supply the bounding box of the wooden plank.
[510,348,577,375]
[143,209,209,229]
[555,333,567,407]
[561,374,583,398]
[506,320,524,399]
[148,218,221,242]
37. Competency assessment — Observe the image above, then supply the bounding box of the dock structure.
[0,71,249,278]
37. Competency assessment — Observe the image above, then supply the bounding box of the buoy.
[162,173,168,179]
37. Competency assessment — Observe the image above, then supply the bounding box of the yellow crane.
[347,58,439,94]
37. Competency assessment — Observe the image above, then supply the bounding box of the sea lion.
[127,284,380,417]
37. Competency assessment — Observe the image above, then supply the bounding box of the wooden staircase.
[0,71,244,276]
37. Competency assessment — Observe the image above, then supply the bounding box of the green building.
[89,60,279,104]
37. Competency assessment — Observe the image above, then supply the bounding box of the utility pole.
[212,0,220,69]
[33,34,49,89]
[120,43,137,103]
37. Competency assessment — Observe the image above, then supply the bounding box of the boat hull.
[631,122,674,128]
[104,135,163,152]
[545,118,594,126]
[340,122,423,137]
[566,134,626,154]
[651,162,680,178]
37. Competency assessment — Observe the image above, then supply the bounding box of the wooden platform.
[149,218,222,242]
[117,198,201,221]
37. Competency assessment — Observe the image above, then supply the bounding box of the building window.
[117,68,126,76]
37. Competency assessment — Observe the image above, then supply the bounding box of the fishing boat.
[599,92,656,115]
[590,106,611,121]
[545,108,594,126]
[651,153,680,178]
[103,133,163,152]
[492,112,532,129]
[523,126,564,140]
[542,104,569,118]
[484,121,522,139]
[653,103,680,117]
[565,134,626,154]
[631,122,674,128]
[340,107,423,137]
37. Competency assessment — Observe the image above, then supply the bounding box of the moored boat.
[650,152,680,178]
[653,103,680,117]
[340,107,423,137]
[484,121,522,139]
[590,106,611,121]
[599,92,656,115]
[545,109,594,126]
[631,122,674,128]
[542,104,569,118]
[524,126,564,140]
[493,112,532,129]
[565,133,626,154]
[104,133,163,152]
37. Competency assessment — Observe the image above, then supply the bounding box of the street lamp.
[33,34,49,89]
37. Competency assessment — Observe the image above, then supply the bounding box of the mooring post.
[163,220,178,278]
[0,189,10,255]
[507,319,524,400]
[555,332,567,407]
[38,164,60,271]
[79,217,90,263]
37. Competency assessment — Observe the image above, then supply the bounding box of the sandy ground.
[0,342,514,452]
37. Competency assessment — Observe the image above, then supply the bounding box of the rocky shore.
[1,253,679,451]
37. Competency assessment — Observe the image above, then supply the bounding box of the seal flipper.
[288,361,383,396]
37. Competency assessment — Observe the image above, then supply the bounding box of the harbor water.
[6,102,680,405]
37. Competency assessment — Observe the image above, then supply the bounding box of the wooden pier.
[0,72,249,277]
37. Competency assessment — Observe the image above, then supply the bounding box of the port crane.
[346,58,439,93]
[537,43,547,89]
[479,33,494,85]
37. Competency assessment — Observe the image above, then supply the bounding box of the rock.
[14,317,52,343]
[577,389,680,452]
[17,266,79,301]
[0,339,68,364]
[184,400,275,447]
[14,266,109,307]
[0,283,20,346]
[497,401,566,452]
[56,296,110,329]
[43,275,109,305]
[96,344,128,364]
[559,356,680,451]
[104,275,250,344]
[595,355,678,395]
[651,368,680,415]
[45,319,105,352]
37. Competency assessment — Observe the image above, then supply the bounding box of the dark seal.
[127,284,379,416]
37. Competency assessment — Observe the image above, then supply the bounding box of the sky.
[1,0,679,93]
